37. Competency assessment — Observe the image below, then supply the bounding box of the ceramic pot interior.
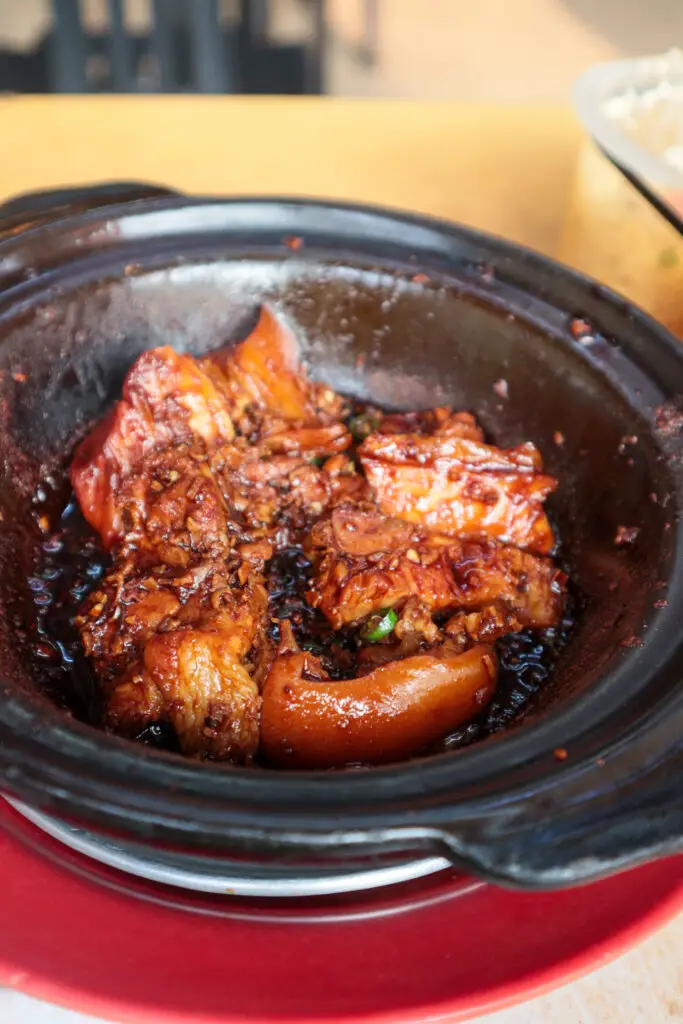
[0,252,676,769]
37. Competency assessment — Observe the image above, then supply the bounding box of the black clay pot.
[0,183,682,892]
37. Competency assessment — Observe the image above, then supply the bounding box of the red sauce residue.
[614,525,640,546]
[620,635,644,649]
[569,317,592,340]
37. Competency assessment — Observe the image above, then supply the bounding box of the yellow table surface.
[0,97,581,257]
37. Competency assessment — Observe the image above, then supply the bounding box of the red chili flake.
[283,235,303,251]
[655,403,683,434]
[626,457,635,468]
[37,514,50,533]
[32,641,58,662]
[553,431,565,446]
[493,379,508,399]
[617,434,638,454]
[596,757,606,768]
[620,635,644,648]
[649,492,659,504]
[553,747,568,761]
[13,372,27,383]
[664,521,672,531]
[477,263,495,283]
[355,353,366,369]
[578,448,588,456]
[607,580,619,592]
[614,525,640,546]
[411,272,429,284]
[569,317,592,340]
[654,599,669,608]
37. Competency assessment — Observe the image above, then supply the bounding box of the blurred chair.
[0,0,379,94]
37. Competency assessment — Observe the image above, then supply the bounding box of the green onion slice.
[348,413,380,442]
[363,608,398,642]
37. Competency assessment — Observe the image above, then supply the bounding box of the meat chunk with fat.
[203,305,345,433]
[71,346,235,548]
[79,555,270,761]
[214,447,367,548]
[78,556,269,677]
[116,446,234,568]
[359,432,557,554]
[102,439,362,568]
[71,307,352,554]
[106,630,261,762]
[306,504,566,632]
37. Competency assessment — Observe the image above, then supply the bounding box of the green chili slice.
[363,608,398,642]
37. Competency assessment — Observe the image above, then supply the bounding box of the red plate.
[1,798,682,1024]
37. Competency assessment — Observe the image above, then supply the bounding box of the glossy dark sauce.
[27,484,576,759]
[267,549,358,680]
[28,485,109,722]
